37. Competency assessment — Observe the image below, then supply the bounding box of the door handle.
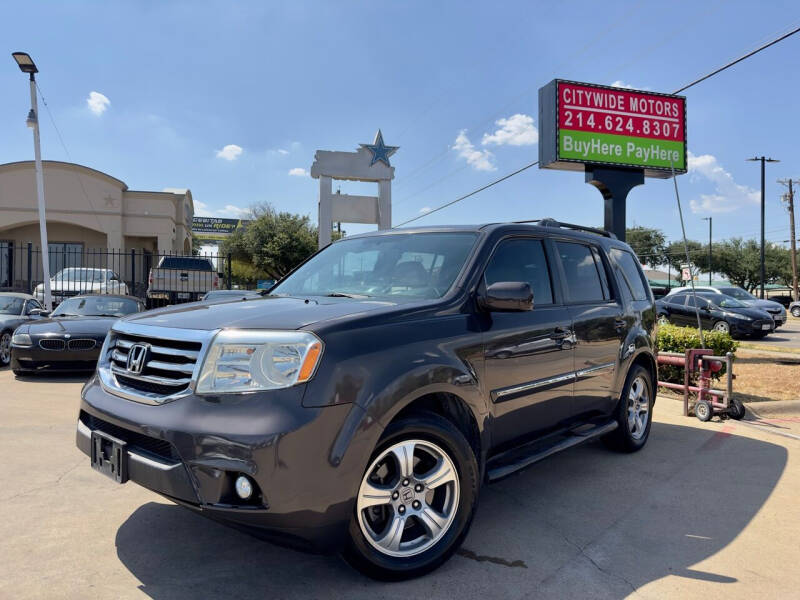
[614,318,626,330]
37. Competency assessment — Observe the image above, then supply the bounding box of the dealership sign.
[191,217,248,241]
[539,79,686,178]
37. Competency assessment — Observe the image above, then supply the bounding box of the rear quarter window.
[610,248,650,302]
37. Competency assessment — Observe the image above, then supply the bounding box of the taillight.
[148,271,153,286]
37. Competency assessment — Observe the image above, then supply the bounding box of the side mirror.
[29,308,49,317]
[701,305,711,312]
[479,281,533,312]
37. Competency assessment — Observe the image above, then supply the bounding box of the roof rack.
[513,218,617,239]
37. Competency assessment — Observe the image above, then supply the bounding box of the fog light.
[235,475,253,500]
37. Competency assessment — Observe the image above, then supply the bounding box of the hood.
[25,316,120,337]
[745,299,784,313]
[722,306,774,320]
[123,295,399,331]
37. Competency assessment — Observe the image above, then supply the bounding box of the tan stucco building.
[0,160,194,292]
[0,160,193,254]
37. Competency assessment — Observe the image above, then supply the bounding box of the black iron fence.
[0,243,233,307]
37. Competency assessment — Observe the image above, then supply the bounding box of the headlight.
[730,313,752,321]
[11,332,32,346]
[196,330,323,394]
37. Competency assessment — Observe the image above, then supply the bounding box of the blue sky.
[2,0,799,254]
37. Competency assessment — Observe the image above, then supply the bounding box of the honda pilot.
[76,220,657,580]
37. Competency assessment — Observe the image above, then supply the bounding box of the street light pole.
[702,217,712,285]
[747,156,780,299]
[12,52,52,311]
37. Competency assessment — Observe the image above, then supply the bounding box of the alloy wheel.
[0,332,11,365]
[356,439,459,558]
[626,375,650,440]
[713,321,730,333]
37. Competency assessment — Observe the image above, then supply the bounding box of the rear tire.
[342,411,479,581]
[603,364,654,453]
[0,331,11,366]
[713,320,731,334]
[792,306,800,318]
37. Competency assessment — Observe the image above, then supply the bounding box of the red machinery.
[657,349,745,422]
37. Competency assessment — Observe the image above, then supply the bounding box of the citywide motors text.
[560,132,683,168]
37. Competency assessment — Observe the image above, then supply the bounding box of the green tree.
[713,238,791,292]
[221,203,318,280]
[626,226,666,268]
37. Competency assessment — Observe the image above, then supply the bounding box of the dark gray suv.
[76,220,657,580]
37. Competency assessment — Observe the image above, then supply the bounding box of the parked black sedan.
[656,291,775,338]
[0,292,48,367]
[10,294,144,375]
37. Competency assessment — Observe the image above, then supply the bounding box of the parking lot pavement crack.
[1,458,84,503]
[457,548,528,568]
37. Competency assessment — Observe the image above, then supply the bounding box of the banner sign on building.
[539,79,687,178]
[191,217,248,241]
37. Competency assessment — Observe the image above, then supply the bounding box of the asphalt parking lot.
[1,368,799,600]
[745,318,800,350]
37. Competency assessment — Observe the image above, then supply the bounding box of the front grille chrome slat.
[39,338,66,351]
[110,364,192,387]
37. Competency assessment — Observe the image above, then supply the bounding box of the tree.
[625,227,666,268]
[221,203,317,280]
[713,238,791,292]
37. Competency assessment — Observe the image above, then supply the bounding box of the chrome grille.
[67,338,96,351]
[107,331,202,398]
[39,338,66,351]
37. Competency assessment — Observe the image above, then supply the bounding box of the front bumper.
[11,345,101,372]
[76,375,369,553]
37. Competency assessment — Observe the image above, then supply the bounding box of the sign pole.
[585,166,644,241]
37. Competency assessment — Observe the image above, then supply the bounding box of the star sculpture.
[360,130,399,167]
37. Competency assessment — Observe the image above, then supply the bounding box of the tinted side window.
[556,242,607,303]
[667,295,687,306]
[484,238,553,305]
[610,249,650,301]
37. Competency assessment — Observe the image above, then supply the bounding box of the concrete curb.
[744,400,800,418]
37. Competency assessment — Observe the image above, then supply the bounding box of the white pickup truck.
[146,256,219,305]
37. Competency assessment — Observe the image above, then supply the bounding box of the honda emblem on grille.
[126,343,149,375]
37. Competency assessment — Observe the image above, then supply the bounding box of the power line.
[394,161,539,227]
[397,23,800,227]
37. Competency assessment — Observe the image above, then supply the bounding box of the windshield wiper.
[324,292,370,299]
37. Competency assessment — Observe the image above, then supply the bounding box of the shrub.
[656,324,738,383]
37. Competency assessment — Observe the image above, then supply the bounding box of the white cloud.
[481,114,538,146]
[687,151,759,213]
[419,207,432,214]
[216,144,243,161]
[194,200,249,219]
[277,149,289,155]
[453,130,496,171]
[288,167,309,177]
[86,91,110,115]
[610,80,649,91]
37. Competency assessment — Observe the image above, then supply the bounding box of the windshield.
[0,297,23,315]
[51,296,140,317]
[271,232,478,300]
[719,287,753,301]
[708,295,747,309]
[54,268,107,282]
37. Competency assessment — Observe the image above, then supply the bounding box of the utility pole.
[748,156,780,299]
[702,217,712,285]
[778,178,799,303]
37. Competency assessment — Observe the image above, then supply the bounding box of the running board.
[486,420,618,482]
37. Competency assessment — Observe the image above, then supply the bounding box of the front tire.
[713,320,731,334]
[792,306,800,318]
[603,364,654,452]
[343,412,479,581]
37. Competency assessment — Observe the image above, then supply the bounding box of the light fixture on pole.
[12,52,52,311]
[747,156,780,299]
[702,217,712,285]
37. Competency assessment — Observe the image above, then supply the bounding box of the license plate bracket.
[761,324,771,330]
[91,430,128,483]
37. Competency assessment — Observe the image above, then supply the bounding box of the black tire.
[695,400,713,422]
[342,411,479,581]
[0,330,11,366]
[728,398,746,421]
[603,364,654,453]
[712,320,731,335]
[792,306,800,318]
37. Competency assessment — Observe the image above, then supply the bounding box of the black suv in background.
[76,220,657,580]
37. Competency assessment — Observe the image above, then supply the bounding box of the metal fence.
[0,243,232,308]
